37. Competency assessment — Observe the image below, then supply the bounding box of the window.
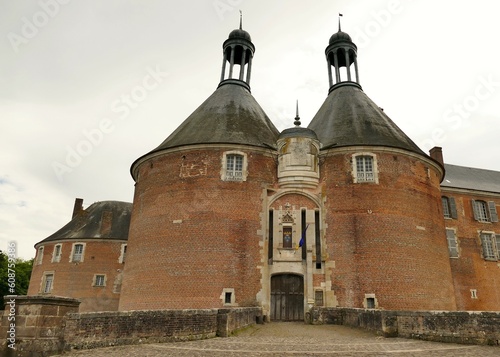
[221,288,235,306]
[226,154,243,180]
[364,294,377,309]
[36,247,44,265]
[442,196,458,219]
[282,227,293,249]
[470,289,478,299]
[52,244,62,263]
[93,274,106,287]
[446,229,459,258]
[315,290,324,306]
[43,273,54,294]
[71,243,85,262]
[221,151,247,181]
[472,200,498,223]
[366,298,375,309]
[353,154,378,183]
[480,233,497,260]
[119,244,127,264]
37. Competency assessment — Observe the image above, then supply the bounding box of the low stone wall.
[217,307,261,337]
[0,295,262,356]
[309,307,500,346]
[64,307,262,352]
[63,309,218,350]
[0,295,80,357]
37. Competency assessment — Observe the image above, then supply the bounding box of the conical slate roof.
[38,201,132,244]
[308,85,425,155]
[149,82,280,152]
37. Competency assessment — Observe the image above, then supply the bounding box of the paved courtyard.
[58,322,499,356]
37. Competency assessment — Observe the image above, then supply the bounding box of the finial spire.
[294,100,301,127]
[239,10,242,29]
[338,13,343,32]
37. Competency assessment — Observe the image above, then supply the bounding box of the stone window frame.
[470,289,478,299]
[118,243,127,264]
[93,274,106,287]
[220,288,237,306]
[363,293,378,309]
[314,290,324,306]
[69,242,86,263]
[36,246,44,265]
[41,271,54,294]
[442,196,458,219]
[472,199,498,223]
[52,244,62,263]
[221,151,248,182]
[445,228,459,258]
[352,153,378,184]
[479,231,497,261]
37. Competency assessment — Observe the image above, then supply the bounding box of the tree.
[0,250,33,308]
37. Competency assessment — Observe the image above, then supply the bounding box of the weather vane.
[239,10,243,29]
[338,13,343,32]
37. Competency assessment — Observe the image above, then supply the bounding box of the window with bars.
[353,154,377,183]
[94,274,106,287]
[480,233,497,260]
[72,244,84,262]
[43,274,54,294]
[472,200,498,223]
[442,196,458,219]
[226,154,243,180]
[446,228,459,258]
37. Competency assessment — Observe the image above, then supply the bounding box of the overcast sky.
[1,0,500,259]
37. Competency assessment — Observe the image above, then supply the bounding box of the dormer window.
[221,151,248,181]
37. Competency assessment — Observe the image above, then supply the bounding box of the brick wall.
[441,189,500,311]
[310,307,500,346]
[320,149,456,310]
[28,239,126,312]
[120,146,276,310]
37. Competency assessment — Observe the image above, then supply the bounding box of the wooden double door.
[270,274,304,321]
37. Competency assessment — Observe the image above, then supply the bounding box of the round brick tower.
[119,24,280,310]
[306,26,457,310]
[28,199,131,312]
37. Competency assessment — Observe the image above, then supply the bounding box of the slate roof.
[38,201,132,244]
[307,85,425,155]
[144,82,279,154]
[442,164,500,194]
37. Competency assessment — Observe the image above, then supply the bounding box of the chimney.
[100,210,113,236]
[429,146,444,166]
[72,198,84,219]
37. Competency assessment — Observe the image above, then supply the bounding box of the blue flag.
[298,224,309,248]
